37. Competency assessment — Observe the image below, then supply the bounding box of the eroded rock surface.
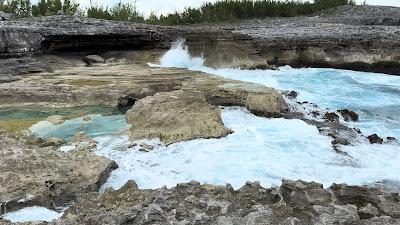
[127,90,232,145]
[1,5,400,74]
[0,57,287,145]
[0,130,117,215]
[1,180,396,225]
[126,74,287,144]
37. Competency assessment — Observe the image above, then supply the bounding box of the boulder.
[368,134,384,144]
[338,109,359,122]
[126,90,232,145]
[324,112,340,123]
[83,55,105,65]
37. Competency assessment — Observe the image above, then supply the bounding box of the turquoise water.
[97,108,400,190]
[159,41,400,138]
[90,40,400,190]
[30,114,129,140]
[0,105,125,120]
[0,105,128,140]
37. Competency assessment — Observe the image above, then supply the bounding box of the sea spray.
[160,39,205,69]
[157,40,400,138]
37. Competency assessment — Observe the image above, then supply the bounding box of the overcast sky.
[32,0,400,16]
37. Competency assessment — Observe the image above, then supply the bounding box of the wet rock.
[285,90,298,99]
[140,144,154,151]
[338,109,359,122]
[312,111,321,117]
[387,137,398,144]
[324,112,340,123]
[368,134,384,144]
[83,55,104,65]
[138,148,150,152]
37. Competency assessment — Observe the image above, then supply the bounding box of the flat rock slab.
[0,58,287,145]
[0,130,117,214]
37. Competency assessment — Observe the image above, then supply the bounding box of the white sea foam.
[2,207,64,223]
[96,108,400,190]
[159,40,400,138]
[160,39,205,69]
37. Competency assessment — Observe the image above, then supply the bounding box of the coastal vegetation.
[1,0,355,24]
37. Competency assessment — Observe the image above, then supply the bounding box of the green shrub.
[1,0,31,18]
[152,0,356,25]
[1,0,356,24]
[37,0,79,16]
[87,2,144,22]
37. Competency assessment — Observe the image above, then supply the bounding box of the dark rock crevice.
[41,34,163,53]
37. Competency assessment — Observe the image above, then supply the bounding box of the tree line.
[0,0,356,24]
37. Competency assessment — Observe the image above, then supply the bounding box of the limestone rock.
[105,57,117,64]
[358,204,380,219]
[40,180,400,225]
[127,90,232,145]
[2,6,400,74]
[83,55,104,65]
[0,58,52,83]
[0,130,117,214]
[46,115,65,125]
[208,82,288,117]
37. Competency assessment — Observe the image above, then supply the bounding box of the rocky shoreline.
[1,179,400,225]
[1,5,400,75]
[1,4,400,225]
